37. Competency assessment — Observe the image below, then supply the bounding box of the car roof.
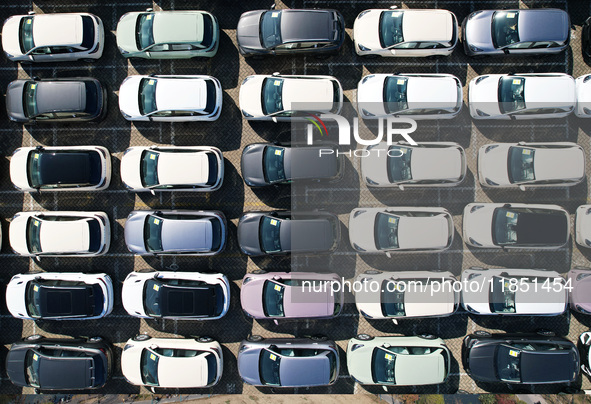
[520,349,575,383]
[36,283,97,317]
[502,209,568,245]
[278,354,331,386]
[33,14,83,47]
[279,218,334,252]
[40,220,90,253]
[158,284,217,317]
[402,10,454,43]
[281,78,335,112]
[397,215,450,249]
[283,146,338,180]
[410,148,463,181]
[155,78,207,112]
[393,349,446,385]
[35,151,96,186]
[518,9,569,43]
[280,10,335,43]
[156,151,210,185]
[160,217,213,252]
[36,81,87,114]
[153,13,205,45]
[37,353,94,389]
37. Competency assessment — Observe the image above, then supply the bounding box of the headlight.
[469,237,483,246]
[469,44,483,53]
[361,75,375,84]
[475,76,488,85]
[353,209,366,218]
[242,110,253,118]
[361,108,375,117]
[4,52,14,58]
[123,182,134,190]
[359,310,372,318]
[578,272,591,281]
[365,177,379,185]
[468,11,483,19]
[123,344,133,351]
[467,273,482,280]
[485,178,498,186]
[357,10,371,19]
[476,109,490,117]
[357,43,370,52]
[123,148,132,155]
[584,75,591,83]
[351,343,364,351]
[584,107,591,115]
[118,47,130,55]
[470,205,484,213]
[242,277,253,285]
[586,239,591,247]
[485,145,498,153]
[242,76,254,85]
[120,111,132,119]
[352,243,366,252]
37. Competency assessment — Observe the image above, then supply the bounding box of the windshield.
[25,281,42,318]
[140,150,159,187]
[20,16,35,54]
[262,281,285,317]
[490,276,516,313]
[139,78,158,115]
[379,11,404,48]
[260,216,282,253]
[381,281,405,316]
[507,146,535,183]
[144,215,163,252]
[25,350,41,388]
[260,11,282,49]
[384,77,409,114]
[387,146,412,183]
[260,349,281,386]
[261,78,284,116]
[140,349,160,386]
[26,217,42,254]
[372,348,396,384]
[26,150,45,188]
[137,13,155,50]
[263,146,286,183]
[375,213,399,250]
[492,208,519,246]
[144,279,163,317]
[23,81,38,118]
[492,11,520,48]
[496,345,521,382]
[498,76,526,114]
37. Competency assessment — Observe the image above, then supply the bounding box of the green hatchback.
[116,9,219,59]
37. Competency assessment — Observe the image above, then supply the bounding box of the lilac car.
[241,271,343,323]
[568,268,591,314]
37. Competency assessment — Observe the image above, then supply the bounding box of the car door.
[389,41,419,57]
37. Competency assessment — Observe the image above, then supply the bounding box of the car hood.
[5,80,27,121]
[6,276,29,318]
[463,10,495,51]
[240,278,266,318]
[469,75,502,117]
[115,13,140,53]
[124,212,148,254]
[239,75,265,117]
[357,75,388,116]
[119,76,143,118]
[468,343,498,382]
[238,347,263,385]
[463,205,495,247]
[6,348,28,386]
[9,214,31,255]
[353,10,382,50]
[479,144,511,185]
[121,343,143,385]
[1,16,24,57]
[10,147,31,190]
[572,271,591,312]
[284,146,338,180]
[241,144,266,186]
[346,343,375,384]
[120,148,144,189]
[237,214,263,255]
[349,210,379,252]
[237,10,264,50]
[361,145,390,185]
[122,273,148,317]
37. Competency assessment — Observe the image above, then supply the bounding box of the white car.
[468,73,575,119]
[120,146,224,193]
[10,146,111,192]
[349,207,454,255]
[575,205,591,248]
[9,211,110,257]
[575,74,591,118]
[118,75,222,121]
[478,142,585,189]
[461,267,567,316]
[6,272,114,320]
[463,203,569,249]
[361,141,466,188]
[1,12,104,62]
[122,271,230,320]
[354,270,459,322]
[357,74,462,119]
[353,8,458,57]
[239,73,342,121]
[121,335,223,390]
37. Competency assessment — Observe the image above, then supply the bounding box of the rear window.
[205,353,218,385]
[80,16,95,50]
[203,80,217,115]
[209,217,223,251]
[87,218,102,253]
[200,14,214,48]
[84,81,99,114]
[206,151,219,186]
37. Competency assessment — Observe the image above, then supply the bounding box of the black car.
[237,210,340,256]
[462,331,580,386]
[241,142,344,187]
[5,78,107,123]
[6,335,113,391]
[236,6,345,57]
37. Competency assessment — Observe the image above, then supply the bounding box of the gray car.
[237,210,340,256]
[237,336,339,387]
[124,210,226,256]
[6,78,107,123]
[236,7,345,57]
[462,9,570,57]
[241,143,343,187]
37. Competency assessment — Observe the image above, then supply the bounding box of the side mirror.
[272,72,280,76]
[518,185,526,191]
[382,386,388,392]
[273,319,279,325]
[270,3,276,10]
[390,5,398,9]
[386,252,392,258]
[149,344,158,350]
[148,73,156,77]
[32,76,40,81]
[398,184,404,191]
[392,319,398,325]
[146,8,154,12]
[28,11,35,15]
[35,256,41,262]
[150,189,156,196]
[271,117,278,123]
[503,48,510,55]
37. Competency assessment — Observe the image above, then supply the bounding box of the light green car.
[347,335,451,387]
[116,9,219,59]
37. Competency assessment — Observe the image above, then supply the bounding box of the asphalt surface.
[0,0,590,397]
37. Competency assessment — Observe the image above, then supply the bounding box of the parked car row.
[6,330,589,392]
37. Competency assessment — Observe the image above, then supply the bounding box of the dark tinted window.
[144,215,164,252]
[139,78,158,115]
[259,216,282,253]
[144,279,163,317]
[140,349,159,386]
[260,11,282,49]
[496,345,521,382]
[371,348,396,384]
[508,146,535,183]
[26,217,42,253]
[384,77,409,114]
[489,276,516,313]
[387,146,412,183]
[19,16,35,53]
[261,78,284,115]
[210,217,223,251]
[379,11,404,48]
[80,16,95,50]
[492,11,520,48]
[492,208,519,245]
[87,218,102,252]
[25,350,41,387]
[23,82,39,118]
[203,80,217,115]
[263,146,286,183]
[200,14,214,48]
[140,150,160,187]
[84,81,99,114]
[205,353,217,385]
[381,280,405,316]
[262,280,285,317]
[375,213,399,250]
[498,76,526,114]
[136,13,155,50]
[259,349,281,386]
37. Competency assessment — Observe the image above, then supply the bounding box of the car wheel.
[537,330,555,337]
[418,334,437,340]
[251,270,267,274]
[88,337,103,343]
[197,336,213,343]
[473,330,491,338]
[310,335,327,342]
[364,270,382,275]
[25,335,43,342]
[133,334,151,341]
[356,334,373,341]
[247,335,263,342]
